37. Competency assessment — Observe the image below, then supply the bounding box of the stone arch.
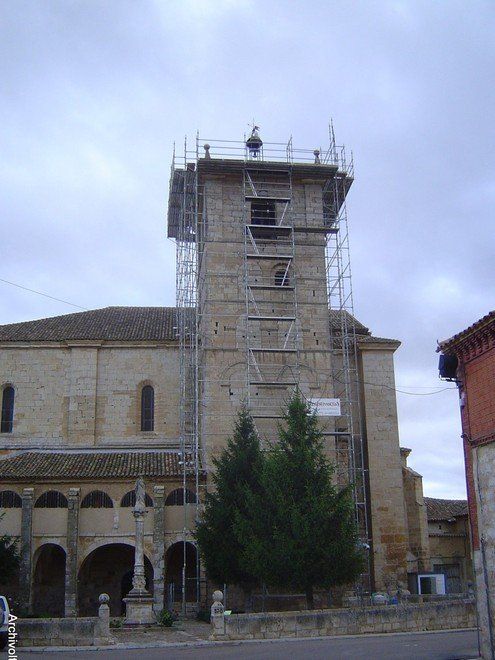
[121,490,154,507]
[77,543,153,616]
[32,543,66,616]
[219,360,247,405]
[270,261,291,287]
[0,490,22,508]
[165,488,197,506]
[34,490,68,508]
[80,490,113,508]
[165,541,198,607]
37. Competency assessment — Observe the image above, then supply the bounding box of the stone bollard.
[210,590,226,639]
[96,593,115,644]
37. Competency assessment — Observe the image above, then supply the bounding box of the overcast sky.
[1,1,494,499]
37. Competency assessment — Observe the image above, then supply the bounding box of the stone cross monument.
[123,477,156,624]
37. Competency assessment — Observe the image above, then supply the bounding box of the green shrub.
[158,609,175,627]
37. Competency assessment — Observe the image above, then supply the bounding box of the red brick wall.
[465,346,495,442]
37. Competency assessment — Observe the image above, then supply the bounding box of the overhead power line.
[0,277,88,311]
[0,278,458,396]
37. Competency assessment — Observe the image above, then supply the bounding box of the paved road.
[33,629,480,659]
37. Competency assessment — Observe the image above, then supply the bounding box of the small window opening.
[81,490,113,508]
[251,201,276,226]
[165,488,197,506]
[1,386,15,433]
[35,491,68,508]
[0,490,22,508]
[121,491,153,507]
[275,270,290,286]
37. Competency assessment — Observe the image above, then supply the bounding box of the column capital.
[153,485,165,498]
[22,487,35,499]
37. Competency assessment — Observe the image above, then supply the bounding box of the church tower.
[168,127,409,593]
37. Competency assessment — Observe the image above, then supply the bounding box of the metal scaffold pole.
[170,134,201,615]
[325,123,371,594]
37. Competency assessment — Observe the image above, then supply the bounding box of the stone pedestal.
[209,590,226,639]
[123,595,156,624]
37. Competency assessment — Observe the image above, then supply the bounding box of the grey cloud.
[1,0,494,498]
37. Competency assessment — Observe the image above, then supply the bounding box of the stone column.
[152,485,165,615]
[19,487,34,614]
[65,487,80,617]
[123,478,156,624]
[131,507,147,592]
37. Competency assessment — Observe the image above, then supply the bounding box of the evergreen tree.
[195,406,263,595]
[236,391,364,609]
[0,515,20,584]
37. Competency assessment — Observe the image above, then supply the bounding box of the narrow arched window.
[81,490,113,508]
[34,491,68,508]
[275,270,290,286]
[141,385,154,432]
[1,386,15,433]
[165,488,197,506]
[0,490,22,508]
[121,491,153,507]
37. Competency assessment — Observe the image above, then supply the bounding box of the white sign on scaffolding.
[310,398,341,417]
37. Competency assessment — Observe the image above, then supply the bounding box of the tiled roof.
[328,309,369,335]
[424,497,468,521]
[438,311,495,353]
[0,306,398,345]
[0,307,178,342]
[357,335,400,345]
[0,451,192,481]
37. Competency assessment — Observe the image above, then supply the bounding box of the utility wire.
[334,373,456,396]
[0,277,459,395]
[0,277,88,311]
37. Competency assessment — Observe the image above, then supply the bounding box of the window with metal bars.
[141,385,154,432]
[0,490,22,508]
[34,491,68,508]
[1,386,14,433]
[165,488,197,506]
[120,490,153,507]
[80,490,113,508]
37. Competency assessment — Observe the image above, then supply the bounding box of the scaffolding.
[167,125,371,607]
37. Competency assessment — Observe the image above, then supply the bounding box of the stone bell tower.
[169,129,352,463]
[167,127,409,593]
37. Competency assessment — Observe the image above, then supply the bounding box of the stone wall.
[17,616,113,647]
[401,448,430,573]
[211,600,476,640]
[472,441,495,659]
[359,345,408,590]
[0,343,179,451]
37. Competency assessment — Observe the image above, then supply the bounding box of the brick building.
[424,497,473,594]
[438,310,495,659]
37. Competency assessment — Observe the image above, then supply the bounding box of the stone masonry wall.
[0,343,179,451]
[359,346,408,590]
[212,600,476,640]
[401,459,431,573]
[17,616,112,647]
